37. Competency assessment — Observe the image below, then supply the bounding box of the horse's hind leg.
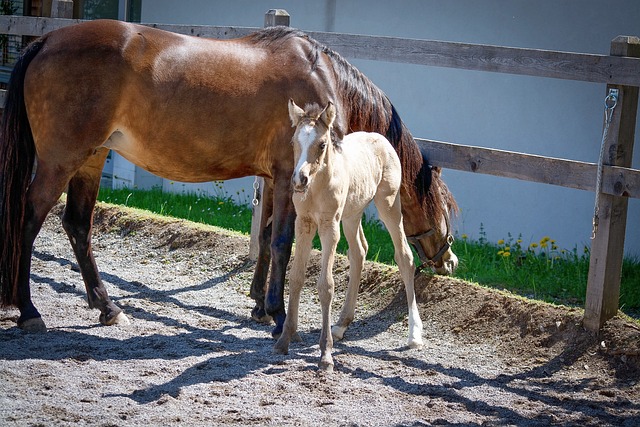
[332,216,367,341]
[62,149,128,326]
[375,191,423,349]
[15,163,75,331]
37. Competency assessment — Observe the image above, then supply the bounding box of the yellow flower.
[497,250,504,256]
[461,234,468,240]
[504,246,510,252]
[497,239,505,245]
[502,251,511,258]
[530,243,539,249]
[540,236,551,244]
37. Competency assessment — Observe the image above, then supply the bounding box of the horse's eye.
[319,142,327,150]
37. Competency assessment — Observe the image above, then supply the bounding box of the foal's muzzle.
[292,172,309,193]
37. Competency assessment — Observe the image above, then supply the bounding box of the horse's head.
[288,99,336,193]
[403,160,459,276]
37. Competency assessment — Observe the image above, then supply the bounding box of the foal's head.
[288,99,337,193]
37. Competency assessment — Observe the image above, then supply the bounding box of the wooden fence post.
[583,36,640,333]
[51,0,74,19]
[248,9,291,261]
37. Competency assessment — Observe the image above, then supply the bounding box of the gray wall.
[141,1,640,256]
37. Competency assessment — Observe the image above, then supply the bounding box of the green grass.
[97,187,640,314]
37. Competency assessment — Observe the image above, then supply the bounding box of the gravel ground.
[1,202,639,426]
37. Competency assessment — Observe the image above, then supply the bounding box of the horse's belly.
[102,130,258,182]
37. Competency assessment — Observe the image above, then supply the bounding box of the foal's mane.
[250,27,457,219]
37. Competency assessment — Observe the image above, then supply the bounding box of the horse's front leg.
[317,219,340,372]
[264,174,296,338]
[332,216,367,341]
[63,157,128,327]
[274,215,316,354]
[250,179,274,323]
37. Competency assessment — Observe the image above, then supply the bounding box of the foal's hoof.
[100,311,130,326]
[251,306,273,324]
[331,325,346,341]
[407,338,424,349]
[319,361,334,373]
[18,317,47,333]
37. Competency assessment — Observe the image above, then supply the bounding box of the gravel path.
[1,203,638,426]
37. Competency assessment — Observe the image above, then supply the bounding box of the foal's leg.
[375,192,423,349]
[317,219,340,371]
[62,149,128,326]
[250,179,274,323]
[273,216,316,355]
[332,215,367,341]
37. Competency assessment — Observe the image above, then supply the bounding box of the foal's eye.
[319,142,327,150]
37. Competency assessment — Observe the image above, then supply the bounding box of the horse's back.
[341,131,401,217]
[23,20,335,181]
[342,131,401,179]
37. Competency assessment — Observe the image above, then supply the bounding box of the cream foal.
[273,100,423,371]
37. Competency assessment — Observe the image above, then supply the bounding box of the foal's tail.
[0,39,45,307]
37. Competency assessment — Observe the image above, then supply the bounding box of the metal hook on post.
[591,88,619,240]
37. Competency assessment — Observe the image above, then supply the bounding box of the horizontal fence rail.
[1,16,640,86]
[417,139,640,199]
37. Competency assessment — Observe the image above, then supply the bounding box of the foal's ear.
[288,99,305,127]
[320,101,336,128]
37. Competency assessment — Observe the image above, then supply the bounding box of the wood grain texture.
[0,16,638,85]
[584,36,640,332]
[309,31,640,86]
[416,139,640,199]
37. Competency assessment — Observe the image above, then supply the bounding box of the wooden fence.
[0,9,638,333]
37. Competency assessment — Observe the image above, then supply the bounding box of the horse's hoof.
[407,338,424,349]
[100,311,130,326]
[318,360,334,373]
[273,342,289,355]
[331,325,346,341]
[271,313,285,339]
[18,317,47,333]
[251,306,273,324]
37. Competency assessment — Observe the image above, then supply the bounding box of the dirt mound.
[91,202,640,378]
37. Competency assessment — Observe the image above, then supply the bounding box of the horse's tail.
[0,38,45,307]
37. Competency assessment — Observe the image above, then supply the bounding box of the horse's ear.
[288,99,305,127]
[320,101,336,128]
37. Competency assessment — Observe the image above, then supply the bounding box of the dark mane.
[249,26,457,219]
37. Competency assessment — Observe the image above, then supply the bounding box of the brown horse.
[0,20,457,335]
